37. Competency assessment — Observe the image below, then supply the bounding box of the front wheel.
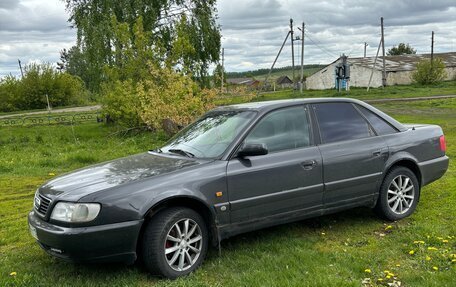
[141,207,209,279]
[375,166,420,221]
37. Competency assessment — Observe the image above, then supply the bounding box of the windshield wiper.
[168,149,195,158]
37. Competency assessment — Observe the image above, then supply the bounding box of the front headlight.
[50,202,101,223]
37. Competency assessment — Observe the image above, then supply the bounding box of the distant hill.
[226,64,325,81]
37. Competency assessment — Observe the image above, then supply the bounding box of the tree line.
[226,64,325,79]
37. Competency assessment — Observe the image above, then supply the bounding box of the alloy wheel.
[164,218,203,271]
[387,175,415,215]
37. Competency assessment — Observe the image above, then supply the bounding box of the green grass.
[1,99,455,286]
[218,80,456,105]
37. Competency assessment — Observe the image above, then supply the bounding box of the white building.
[306,52,456,90]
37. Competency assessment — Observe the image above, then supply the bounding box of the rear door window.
[356,105,398,135]
[314,103,374,144]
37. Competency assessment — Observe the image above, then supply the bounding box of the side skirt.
[217,199,374,241]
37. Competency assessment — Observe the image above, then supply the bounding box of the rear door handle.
[301,160,317,170]
[373,151,382,157]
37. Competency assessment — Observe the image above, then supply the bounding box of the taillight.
[439,135,446,152]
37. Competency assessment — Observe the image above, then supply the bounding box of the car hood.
[39,152,204,200]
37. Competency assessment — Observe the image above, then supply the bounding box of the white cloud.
[0,0,75,77]
[217,0,456,71]
[1,0,455,77]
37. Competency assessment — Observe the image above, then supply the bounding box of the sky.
[1,0,455,77]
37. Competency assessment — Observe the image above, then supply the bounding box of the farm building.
[306,52,456,90]
[226,77,259,86]
[276,75,294,88]
[226,77,260,90]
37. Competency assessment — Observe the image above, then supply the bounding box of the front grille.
[35,193,51,216]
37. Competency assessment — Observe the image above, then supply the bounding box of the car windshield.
[160,110,256,158]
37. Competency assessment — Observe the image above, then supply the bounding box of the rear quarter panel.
[382,124,446,182]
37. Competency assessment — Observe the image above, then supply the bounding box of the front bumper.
[419,155,450,186]
[28,211,143,264]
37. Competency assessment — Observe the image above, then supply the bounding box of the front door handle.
[373,151,382,157]
[301,160,317,170]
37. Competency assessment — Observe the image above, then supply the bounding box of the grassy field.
[1,98,455,286]
[218,81,456,105]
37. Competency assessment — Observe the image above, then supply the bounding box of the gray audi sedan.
[29,98,449,278]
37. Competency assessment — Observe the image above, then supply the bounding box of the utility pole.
[364,42,368,58]
[290,18,295,84]
[45,94,51,112]
[300,22,305,93]
[18,59,24,77]
[221,47,224,93]
[381,17,386,87]
[431,31,434,69]
[259,31,291,96]
[367,39,382,91]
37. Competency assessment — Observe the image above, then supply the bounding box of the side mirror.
[238,143,268,157]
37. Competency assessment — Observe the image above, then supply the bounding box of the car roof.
[215,98,368,112]
[214,98,407,132]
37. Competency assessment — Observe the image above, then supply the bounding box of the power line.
[304,33,337,59]
[304,29,339,58]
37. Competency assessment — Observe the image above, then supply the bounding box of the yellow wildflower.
[385,225,393,230]
[413,240,425,244]
[321,232,326,236]
[432,266,438,271]
[451,259,456,263]
[395,264,401,267]
[48,172,56,176]
[426,256,431,261]
[378,278,383,282]
[386,275,392,279]
[409,250,415,255]
[442,239,449,243]
[427,247,438,251]
[10,272,17,276]
[364,269,372,273]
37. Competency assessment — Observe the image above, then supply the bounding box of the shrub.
[101,64,217,131]
[101,79,142,128]
[0,63,89,112]
[139,65,216,130]
[412,58,447,85]
[0,75,20,112]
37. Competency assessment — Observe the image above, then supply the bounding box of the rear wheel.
[141,207,208,279]
[375,166,420,221]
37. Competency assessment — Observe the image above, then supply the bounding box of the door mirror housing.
[238,143,268,157]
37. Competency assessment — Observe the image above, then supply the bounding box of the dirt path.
[364,95,456,104]
[0,105,101,119]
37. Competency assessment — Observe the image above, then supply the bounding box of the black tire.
[375,166,420,221]
[141,207,209,279]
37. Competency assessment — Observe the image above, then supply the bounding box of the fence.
[0,112,102,127]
